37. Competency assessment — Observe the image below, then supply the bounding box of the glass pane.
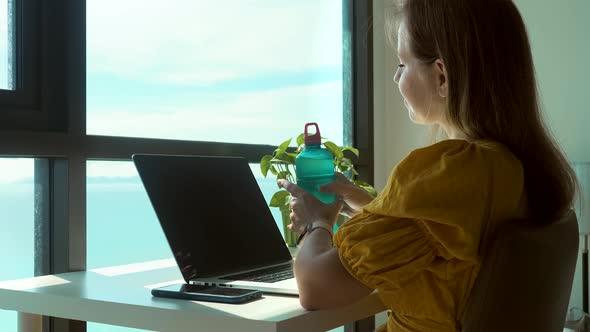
[87,0,343,145]
[87,160,283,332]
[87,161,170,269]
[0,0,14,90]
[0,158,34,332]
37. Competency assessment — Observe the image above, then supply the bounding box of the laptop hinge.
[190,260,293,282]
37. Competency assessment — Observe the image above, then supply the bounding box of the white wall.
[373,0,590,320]
[513,0,590,315]
[514,0,590,164]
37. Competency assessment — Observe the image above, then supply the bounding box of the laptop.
[132,154,298,296]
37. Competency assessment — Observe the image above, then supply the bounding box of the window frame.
[0,0,374,331]
[0,0,44,128]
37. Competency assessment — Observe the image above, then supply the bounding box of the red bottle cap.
[304,122,322,146]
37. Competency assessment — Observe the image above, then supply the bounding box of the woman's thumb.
[319,182,346,194]
[329,197,345,211]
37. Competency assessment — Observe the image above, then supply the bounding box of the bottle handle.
[304,122,321,145]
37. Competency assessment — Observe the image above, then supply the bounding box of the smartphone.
[151,284,262,304]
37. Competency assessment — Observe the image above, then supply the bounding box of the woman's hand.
[319,173,374,218]
[278,179,343,234]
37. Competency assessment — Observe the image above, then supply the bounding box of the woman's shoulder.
[368,139,524,220]
[399,139,522,178]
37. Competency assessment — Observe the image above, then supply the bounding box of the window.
[86,0,344,145]
[0,0,373,331]
[0,0,14,90]
[0,158,34,332]
[0,0,46,130]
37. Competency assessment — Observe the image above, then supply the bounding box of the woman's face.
[394,21,447,127]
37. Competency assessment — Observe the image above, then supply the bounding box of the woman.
[279,0,577,331]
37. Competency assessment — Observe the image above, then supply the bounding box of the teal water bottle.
[295,122,335,204]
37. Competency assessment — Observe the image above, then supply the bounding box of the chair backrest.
[461,210,579,332]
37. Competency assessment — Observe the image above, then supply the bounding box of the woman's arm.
[278,179,373,309]
[295,228,372,310]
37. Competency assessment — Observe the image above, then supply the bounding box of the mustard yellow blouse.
[334,139,526,332]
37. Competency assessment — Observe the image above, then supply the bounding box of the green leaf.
[260,155,272,177]
[277,138,292,152]
[340,157,353,168]
[270,165,278,175]
[275,151,296,164]
[276,171,290,180]
[270,190,291,207]
[342,146,360,158]
[354,179,372,187]
[296,133,305,147]
[323,141,343,159]
[270,159,290,164]
[335,158,352,172]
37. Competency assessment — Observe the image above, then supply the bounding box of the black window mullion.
[50,157,86,273]
[34,159,50,277]
[343,0,354,148]
[0,0,42,126]
[32,156,87,332]
[351,0,374,186]
[46,157,86,332]
[84,135,277,163]
[344,0,375,332]
[0,131,283,163]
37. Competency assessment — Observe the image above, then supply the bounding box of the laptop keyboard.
[223,264,294,283]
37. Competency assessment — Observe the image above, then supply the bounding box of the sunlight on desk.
[90,258,176,277]
[188,294,304,321]
[144,279,185,290]
[0,275,69,291]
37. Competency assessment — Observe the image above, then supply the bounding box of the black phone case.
[151,287,262,304]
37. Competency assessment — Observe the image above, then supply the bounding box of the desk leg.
[344,316,375,332]
[52,317,86,332]
[18,313,42,332]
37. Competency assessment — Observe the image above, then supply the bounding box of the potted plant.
[260,134,377,247]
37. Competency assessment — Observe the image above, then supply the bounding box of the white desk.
[0,259,386,332]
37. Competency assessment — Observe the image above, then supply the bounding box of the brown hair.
[388,0,577,222]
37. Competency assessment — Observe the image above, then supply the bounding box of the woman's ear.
[434,59,448,98]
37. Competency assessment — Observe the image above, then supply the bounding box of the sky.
[86,0,344,146]
[1,0,344,182]
[0,158,32,186]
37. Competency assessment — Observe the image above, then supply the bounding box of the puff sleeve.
[334,213,437,291]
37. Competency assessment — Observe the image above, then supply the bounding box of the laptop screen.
[133,154,292,281]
